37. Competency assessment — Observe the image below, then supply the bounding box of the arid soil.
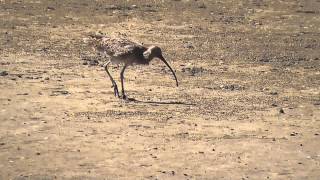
[0,0,319,179]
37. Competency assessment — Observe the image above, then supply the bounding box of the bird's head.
[143,46,163,60]
[143,46,179,87]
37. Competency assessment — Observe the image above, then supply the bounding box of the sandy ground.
[0,0,320,179]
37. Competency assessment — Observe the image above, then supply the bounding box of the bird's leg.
[120,64,128,100]
[104,61,119,97]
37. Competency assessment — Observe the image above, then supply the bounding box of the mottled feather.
[90,35,147,57]
[88,34,150,65]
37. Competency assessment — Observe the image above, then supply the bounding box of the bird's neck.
[143,53,153,62]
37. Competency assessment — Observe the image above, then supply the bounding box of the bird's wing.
[96,37,146,57]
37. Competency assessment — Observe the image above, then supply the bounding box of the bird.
[86,33,179,100]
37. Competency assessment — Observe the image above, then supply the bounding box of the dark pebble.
[290,132,298,136]
[279,108,285,114]
[47,6,55,10]
[271,103,278,107]
[0,71,9,76]
[270,91,278,95]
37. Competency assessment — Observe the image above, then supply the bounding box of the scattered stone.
[183,42,194,49]
[89,59,99,66]
[181,64,204,76]
[47,6,55,10]
[0,70,8,76]
[51,90,69,96]
[270,91,278,95]
[36,152,41,155]
[271,103,278,107]
[221,84,245,91]
[25,76,34,79]
[290,132,298,136]
[105,5,119,10]
[279,108,285,114]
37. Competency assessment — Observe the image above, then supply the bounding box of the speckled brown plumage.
[87,34,178,100]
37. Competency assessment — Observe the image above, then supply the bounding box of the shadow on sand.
[127,98,196,106]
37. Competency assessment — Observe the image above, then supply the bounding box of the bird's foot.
[121,94,128,100]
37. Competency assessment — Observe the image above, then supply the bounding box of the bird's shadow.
[127,97,196,106]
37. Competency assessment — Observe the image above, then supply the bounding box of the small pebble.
[290,132,298,136]
[0,71,8,76]
[279,108,285,114]
[47,6,55,10]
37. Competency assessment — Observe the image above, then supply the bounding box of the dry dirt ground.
[0,0,320,179]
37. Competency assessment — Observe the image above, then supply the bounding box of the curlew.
[86,34,179,100]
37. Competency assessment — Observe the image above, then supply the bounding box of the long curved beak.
[159,55,179,87]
